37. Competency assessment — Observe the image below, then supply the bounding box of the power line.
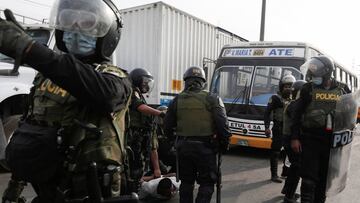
[20,0,52,8]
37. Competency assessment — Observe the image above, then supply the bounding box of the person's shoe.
[283,196,298,203]
[271,176,283,183]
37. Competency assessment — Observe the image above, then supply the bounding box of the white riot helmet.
[279,74,296,92]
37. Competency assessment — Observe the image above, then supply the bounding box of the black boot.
[2,179,27,203]
[283,196,298,203]
[180,182,194,203]
[270,152,282,183]
[313,180,327,203]
[284,166,300,200]
[301,179,316,203]
[195,184,214,203]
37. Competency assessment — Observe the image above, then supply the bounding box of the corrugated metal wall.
[116,2,246,104]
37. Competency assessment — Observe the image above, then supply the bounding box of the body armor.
[30,64,130,171]
[282,101,293,136]
[176,90,215,137]
[302,84,343,129]
[272,95,289,123]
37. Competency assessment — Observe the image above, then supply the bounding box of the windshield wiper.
[227,79,248,114]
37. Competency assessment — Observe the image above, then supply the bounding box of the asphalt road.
[1,136,359,203]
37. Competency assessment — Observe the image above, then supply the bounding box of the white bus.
[210,41,358,149]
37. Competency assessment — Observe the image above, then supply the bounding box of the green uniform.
[126,87,158,192]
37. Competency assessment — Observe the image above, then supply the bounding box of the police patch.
[96,64,127,78]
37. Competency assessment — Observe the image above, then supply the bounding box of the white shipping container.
[115,1,247,105]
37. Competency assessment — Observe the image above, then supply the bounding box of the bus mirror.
[203,66,209,79]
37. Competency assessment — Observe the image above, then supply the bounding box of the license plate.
[237,140,248,146]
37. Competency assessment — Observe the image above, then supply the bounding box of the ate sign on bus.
[222,47,305,58]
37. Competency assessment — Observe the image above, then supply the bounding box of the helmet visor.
[141,76,154,93]
[49,0,116,37]
[302,58,329,78]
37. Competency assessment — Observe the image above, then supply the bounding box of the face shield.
[302,58,330,79]
[140,76,154,94]
[49,0,116,37]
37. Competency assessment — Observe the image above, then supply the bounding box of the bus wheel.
[0,114,22,172]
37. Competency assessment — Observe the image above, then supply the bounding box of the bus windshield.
[211,65,302,106]
[211,66,253,104]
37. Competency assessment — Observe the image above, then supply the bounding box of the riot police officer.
[127,68,165,192]
[155,106,177,174]
[264,74,296,183]
[291,56,350,203]
[282,80,306,202]
[164,66,231,203]
[0,0,134,202]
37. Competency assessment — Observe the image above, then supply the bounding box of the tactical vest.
[302,85,343,129]
[282,100,293,135]
[128,89,152,129]
[272,95,288,123]
[176,90,215,137]
[29,64,131,171]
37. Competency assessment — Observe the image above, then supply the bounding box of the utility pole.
[260,0,266,41]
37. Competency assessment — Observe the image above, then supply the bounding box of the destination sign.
[222,47,305,58]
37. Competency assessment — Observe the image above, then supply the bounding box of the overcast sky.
[1,0,360,72]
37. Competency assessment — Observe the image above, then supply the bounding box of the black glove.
[265,128,271,138]
[159,111,166,118]
[0,9,34,59]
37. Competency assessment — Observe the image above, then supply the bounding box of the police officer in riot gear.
[264,74,296,183]
[155,106,177,174]
[282,80,306,203]
[127,68,165,193]
[0,0,135,202]
[291,56,350,203]
[164,66,231,203]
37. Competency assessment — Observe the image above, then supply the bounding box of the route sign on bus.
[222,47,305,58]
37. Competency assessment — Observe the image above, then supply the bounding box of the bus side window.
[336,68,341,81]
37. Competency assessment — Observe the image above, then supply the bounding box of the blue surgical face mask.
[312,77,323,85]
[62,31,97,56]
